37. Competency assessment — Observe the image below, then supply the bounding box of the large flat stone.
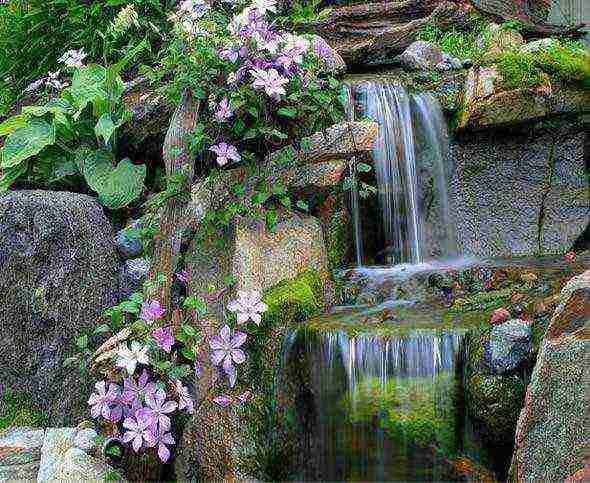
[37,428,76,482]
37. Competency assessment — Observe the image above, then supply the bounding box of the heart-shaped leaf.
[1,119,55,168]
[83,150,146,209]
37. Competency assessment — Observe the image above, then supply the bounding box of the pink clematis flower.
[213,395,233,407]
[122,369,157,407]
[88,381,119,420]
[141,388,178,432]
[122,411,154,452]
[215,97,232,121]
[141,300,165,323]
[209,325,247,387]
[209,142,241,167]
[236,390,252,404]
[148,428,176,463]
[227,290,268,325]
[250,68,289,100]
[152,326,175,353]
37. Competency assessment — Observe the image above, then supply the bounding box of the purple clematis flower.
[236,390,252,404]
[152,326,175,353]
[141,388,178,432]
[209,325,247,387]
[122,411,154,452]
[215,97,232,121]
[174,380,195,414]
[227,290,268,325]
[88,381,119,420]
[209,142,241,167]
[219,47,238,63]
[141,300,165,323]
[213,395,232,407]
[122,369,157,407]
[250,68,289,100]
[177,269,190,284]
[148,428,176,463]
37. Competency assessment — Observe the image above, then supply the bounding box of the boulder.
[450,123,589,258]
[398,41,445,70]
[457,66,590,130]
[476,23,524,63]
[510,270,590,481]
[0,191,120,425]
[488,319,532,374]
[37,428,77,482]
[0,428,45,480]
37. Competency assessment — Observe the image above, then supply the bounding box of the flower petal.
[211,349,226,366]
[231,348,246,365]
[231,331,247,348]
[158,443,171,463]
[213,395,232,407]
[209,336,225,351]
[219,325,231,342]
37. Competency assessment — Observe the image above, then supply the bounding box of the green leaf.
[95,114,117,144]
[296,200,309,211]
[68,65,108,114]
[63,357,78,368]
[83,150,146,209]
[119,300,140,313]
[0,115,29,136]
[0,161,28,191]
[76,335,89,349]
[1,119,55,168]
[181,346,196,361]
[182,324,197,338]
[168,364,191,380]
[357,162,372,173]
[22,99,72,119]
[277,107,297,118]
[94,324,111,335]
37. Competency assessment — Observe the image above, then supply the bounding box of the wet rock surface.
[488,320,532,374]
[0,191,120,426]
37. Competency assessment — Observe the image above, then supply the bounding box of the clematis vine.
[250,68,289,100]
[88,381,119,420]
[215,97,233,121]
[228,290,268,325]
[210,325,247,387]
[122,369,157,408]
[152,326,175,353]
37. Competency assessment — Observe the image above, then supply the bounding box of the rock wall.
[0,191,120,425]
[449,122,589,258]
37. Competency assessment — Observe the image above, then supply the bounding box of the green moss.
[451,287,514,313]
[0,389,47,430]
[533,40,590,87]
[495,51,546,90]
[325,207,351,271]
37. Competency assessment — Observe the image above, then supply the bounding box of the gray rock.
[520,38,558,55]
[37,428,76,482]
[119,257,150,299]
[0,191,120,425]
[74,428,99,453]
[115,229,143,259]
[450,124,589,258]
[0,428,45,480]
[50,447,114,481]
[476,23,524,62]
[489,319,532,374]
[510,270,590,481]
[398,41,444,70]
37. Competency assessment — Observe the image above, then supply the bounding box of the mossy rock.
[0,389,47,431]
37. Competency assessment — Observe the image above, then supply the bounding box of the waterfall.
[347,81,457,265]
[283,326,469,481]
[342,84,364,266]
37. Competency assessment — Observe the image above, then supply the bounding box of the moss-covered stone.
[0,389,48,431]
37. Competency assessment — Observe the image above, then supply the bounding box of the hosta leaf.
[68,65,108,114]
[0,161,29,191]
[0,115,29,136]
[83,150,146,209]
[95,113,117,144]
[1,119,55,168]
[22,98,73,118]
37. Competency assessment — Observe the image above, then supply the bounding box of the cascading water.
[346,81,457,265]
[282,323,470,481]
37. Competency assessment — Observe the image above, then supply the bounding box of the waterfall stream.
[346,81,457,265]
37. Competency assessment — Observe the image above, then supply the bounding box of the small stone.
[115,229,143,259]
[119,257,151,299]
[74,428,98,453]
[489,319,532,374]
[51,447,114,480]
[490,307,510,325]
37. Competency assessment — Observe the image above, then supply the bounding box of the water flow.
[287,327,467,481]
[342,83,364,266]
[354,81,457,264]
[411,92,458,258]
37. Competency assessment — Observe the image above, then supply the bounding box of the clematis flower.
[236,390,252,404]
[209,325,247,387]
[108,395,127,423]
[122,411,154,452]
[59,48,87,68]
[24,78,45,93]
[174,380,195,414]
[148,428,175,463]
[152,326,175,353]
[209,142,241,167]
[312,37,333,59]
[141,388,178,432]
[215,97,233,121]
[45,70,67,90]
[116,341,150,375]
[213,395,233,407]
[88,381,119,420]
[227,290,268,325]
[177,269,190,284]
[250,68,289,100]
[219,47,238,63]
[122,369,157,407]
[141,300,165,323]
[252,0,277,15]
